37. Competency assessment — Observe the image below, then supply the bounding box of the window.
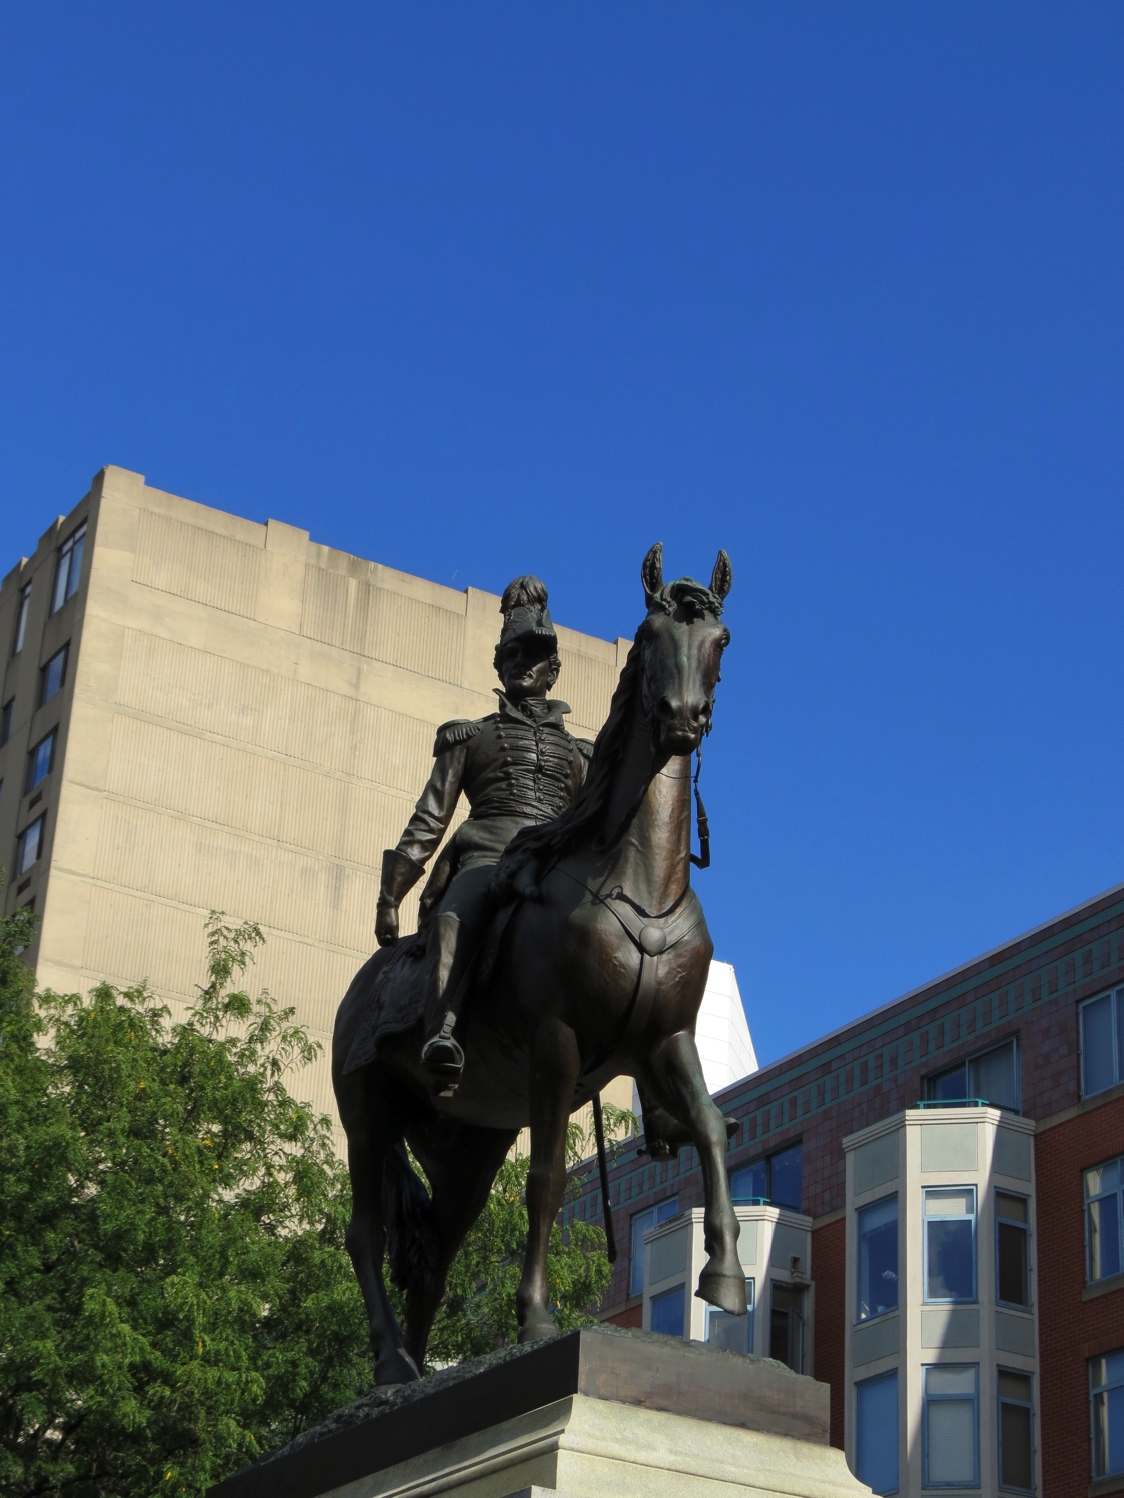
[925,1037,1020,1110]
[24,730,56,794]
[730,1158,767,1201]
[51,522,86,613]
[629,1197,679,1296]
[856,1370,899,1495]
[649,1283,685,1337]
[729,1142,803,1210]
[12,582,30,655]
[1080,989,1124,1099]
[707,1279,754,1354]
[998,1370,1034,1492]
[1085,1157,1123,1284]
[924,1188,977,1303]
[1092,1351,1124,1480]
[39,645,67,707]
[996,1192,1030,1308]
[1,699,12,745]
[770,1283,805,1372]
[16,814,44,876]
[923,1364,979,1488]
[857,1195,899,1321]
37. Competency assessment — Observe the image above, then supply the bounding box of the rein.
[690,742,710,870]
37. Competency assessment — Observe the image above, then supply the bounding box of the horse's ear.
[641,542,664,605]
[710,550,732,602]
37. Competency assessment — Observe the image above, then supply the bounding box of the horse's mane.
[493,576,723,895]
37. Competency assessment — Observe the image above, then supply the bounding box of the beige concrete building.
[0,465,633,1140]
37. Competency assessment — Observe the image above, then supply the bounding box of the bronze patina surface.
[332,544,736,1383]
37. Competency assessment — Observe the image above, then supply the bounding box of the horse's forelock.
[649,577,725,619]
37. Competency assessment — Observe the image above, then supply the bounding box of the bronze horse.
[332,544,741,1383]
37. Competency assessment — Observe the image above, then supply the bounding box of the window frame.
[856,1368,900,1496]
[922,1363,980,1490]
[995,1190,1032,1309]
[1090,1350,1124,1481]
[648,1282,686,1338]
[12,582,30,656]
[1084,1156,1124,1286]
[1,698,12,746]
[706,1276,755,1354]
[39,644,68,708]
[923,1186,978,1305]
[16,813,45,877]
[628,1196,679,1298]
[729,1140,804,1211]
[769,1280,806,1373]
[50,522,86,615]
[856,1192,899,1324]
[24,728,57,794]
[924,1035,1021,1111]
[997,1368,1035,1494]
[1080,988,1124,1100]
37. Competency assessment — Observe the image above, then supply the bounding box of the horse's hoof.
[517,1311,560,1344]
[376,1347,421,1384]
[696,1269,747,1317]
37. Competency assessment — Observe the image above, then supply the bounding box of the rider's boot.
[420,910,471,1095]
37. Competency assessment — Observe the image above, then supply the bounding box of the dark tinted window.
[996,1193,1030,1307]
[25,730,56,793]
[40,646,67,706]
[51,523,86,613]
[729,1143,802,1210]
[770,1145,803,1210]
[12,583,30,655]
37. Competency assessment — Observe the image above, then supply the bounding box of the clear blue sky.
[3,6,1123,1069]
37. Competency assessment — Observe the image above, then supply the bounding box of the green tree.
[0,907,617,1498]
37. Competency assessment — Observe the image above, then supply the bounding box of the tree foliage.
[0,907,619,1498]
[422,1104,629,1366]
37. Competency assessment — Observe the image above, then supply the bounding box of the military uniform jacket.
[394,692,594,874]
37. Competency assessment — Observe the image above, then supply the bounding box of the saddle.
[342,869,707,1090]
[341,896,518,1077]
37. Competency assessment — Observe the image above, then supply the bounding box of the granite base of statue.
[207,1325,871,1498]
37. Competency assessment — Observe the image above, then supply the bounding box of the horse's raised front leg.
[517,1016,581,1342]
[340,1084,421,1385]
[642,1029,747,1316]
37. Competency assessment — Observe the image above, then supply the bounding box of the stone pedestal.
[208,1325,871,1498]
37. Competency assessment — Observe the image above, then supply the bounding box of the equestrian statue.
[332,543,738,1384]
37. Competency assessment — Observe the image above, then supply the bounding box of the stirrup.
[421,1032,464,1095]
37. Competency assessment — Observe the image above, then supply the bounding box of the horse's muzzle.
[656,695,709,754]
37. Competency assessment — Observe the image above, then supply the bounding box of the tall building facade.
[570,884,1124,1498]
[0,466,636,1132]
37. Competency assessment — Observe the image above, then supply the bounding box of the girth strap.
[556,870,705,1059]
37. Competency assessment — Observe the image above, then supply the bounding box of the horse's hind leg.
[517,1017,582,1342]
[640,1029,746,1317]
[339,1073,421,1385]
[406,1123,516,1369]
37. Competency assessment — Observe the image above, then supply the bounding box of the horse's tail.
[382,1142,442,1305]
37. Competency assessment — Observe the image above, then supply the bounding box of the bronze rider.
[374,577,593,1090]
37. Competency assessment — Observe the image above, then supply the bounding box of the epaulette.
[433,718,485,756]
[574,737,596,761]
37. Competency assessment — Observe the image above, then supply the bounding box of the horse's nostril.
[656,696,675,720]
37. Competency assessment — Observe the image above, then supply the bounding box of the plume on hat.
[499,576,549,614]
[494,574,559,679]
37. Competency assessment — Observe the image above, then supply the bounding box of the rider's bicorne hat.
[493,576,558,671]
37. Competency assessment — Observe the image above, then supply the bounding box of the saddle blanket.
[341,935,427,1074]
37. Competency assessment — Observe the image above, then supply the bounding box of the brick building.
[569,882,1124,1496]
